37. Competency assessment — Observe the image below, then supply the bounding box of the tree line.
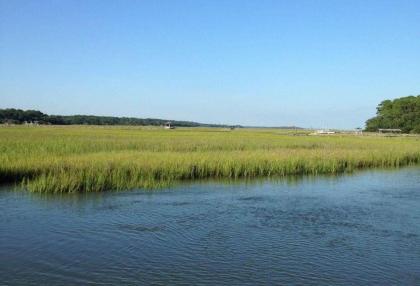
[365,95,420,133]
[0,108,233,128]
[3,96,419,132]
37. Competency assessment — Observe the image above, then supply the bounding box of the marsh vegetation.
[1,126,419,193]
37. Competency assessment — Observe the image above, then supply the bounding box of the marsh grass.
[1,125,419,193]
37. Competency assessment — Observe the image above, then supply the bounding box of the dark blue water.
[1,168,420,285]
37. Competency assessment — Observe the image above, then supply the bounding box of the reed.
[1,125,419,193]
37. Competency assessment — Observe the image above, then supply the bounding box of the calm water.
[1,168,420,285]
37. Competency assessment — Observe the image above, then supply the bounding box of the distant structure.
[355,127,363,135]
[164,122,175,129]
[378,128,401,133]
[316,129,335,135]
[24,121,39,126]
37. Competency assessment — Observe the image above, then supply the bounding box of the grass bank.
[1,125,419,193]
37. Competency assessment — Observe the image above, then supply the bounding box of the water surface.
[1,168,420,285]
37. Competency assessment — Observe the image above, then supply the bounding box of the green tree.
[365,95,420,133]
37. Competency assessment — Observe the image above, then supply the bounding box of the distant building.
[24,121,39,126]
[316,129,335,134]
[378,128,401,133]
[164,122,175,129]
[355,127,363,135]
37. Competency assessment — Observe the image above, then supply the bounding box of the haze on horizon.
[0,0,419,129]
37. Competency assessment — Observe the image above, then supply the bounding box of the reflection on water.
[1,167,420,285]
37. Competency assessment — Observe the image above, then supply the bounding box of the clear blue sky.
[1,0,419,128]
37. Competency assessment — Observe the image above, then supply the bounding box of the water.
[1,168,420,285]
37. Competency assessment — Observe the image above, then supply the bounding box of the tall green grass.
[1,125,419,193]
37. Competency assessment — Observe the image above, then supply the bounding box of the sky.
[0,0,419,129]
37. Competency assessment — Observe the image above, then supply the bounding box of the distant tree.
[0,108,234,128]
[0,108,47,123]
[365,95,420,133]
